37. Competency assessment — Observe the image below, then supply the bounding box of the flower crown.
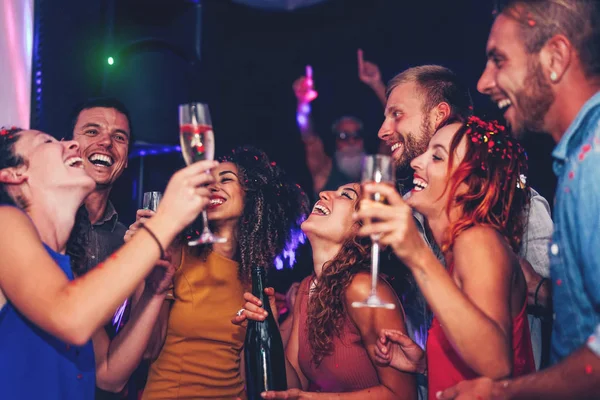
[463,116,528,189]
[1,126,18,136]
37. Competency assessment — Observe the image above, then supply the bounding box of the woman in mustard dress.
[135,147,308,399]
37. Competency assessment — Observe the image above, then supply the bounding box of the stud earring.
[550,71,558,82]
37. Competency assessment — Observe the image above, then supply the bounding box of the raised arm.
[0,159,216,346]
[357,49,387,107]
[293,67,332,192]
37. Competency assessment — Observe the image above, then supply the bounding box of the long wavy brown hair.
[306,196,371,366]
[442,116,530,253]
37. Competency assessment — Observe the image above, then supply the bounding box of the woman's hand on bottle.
[153,160,218,235]
[374,329,427,374]
[231,287,278,325]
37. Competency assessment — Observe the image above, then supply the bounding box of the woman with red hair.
[357,116,535,399]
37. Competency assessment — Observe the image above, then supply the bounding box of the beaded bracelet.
[140,224,165,260]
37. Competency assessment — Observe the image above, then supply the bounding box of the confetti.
[568,171,575,180]
[556,279,563,286]
[579,144,592,161]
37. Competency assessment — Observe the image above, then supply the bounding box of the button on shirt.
[79,201,128,275]
[550,90,600,362]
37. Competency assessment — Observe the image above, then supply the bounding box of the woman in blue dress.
[0,126,216,399]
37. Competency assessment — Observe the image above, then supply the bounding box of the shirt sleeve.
[574,142,600,309]
[520,188,553,278]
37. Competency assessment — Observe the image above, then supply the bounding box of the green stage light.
[107,57,114,65]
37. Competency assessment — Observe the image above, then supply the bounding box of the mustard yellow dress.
[143,249,248,399]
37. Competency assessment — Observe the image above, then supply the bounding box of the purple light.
[139,150,147,156]
[296,114,307,128]
[273,226,306,270]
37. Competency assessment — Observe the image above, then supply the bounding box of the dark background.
[30,0,557,285]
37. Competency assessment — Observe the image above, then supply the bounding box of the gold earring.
[550,71,558,82]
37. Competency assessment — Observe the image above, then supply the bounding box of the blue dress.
[0,244,96,399]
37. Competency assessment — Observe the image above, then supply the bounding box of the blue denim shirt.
[550,90,600,363]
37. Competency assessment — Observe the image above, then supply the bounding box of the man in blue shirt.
[439,1,600,398]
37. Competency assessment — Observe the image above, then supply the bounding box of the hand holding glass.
[352,154,396,310]
[178,102,225,245]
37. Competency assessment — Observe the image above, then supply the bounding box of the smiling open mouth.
[207,197,226,209]
[89,153,114,167]
[412,177,428,192]
[497,98,512,114]
[312,203,330,215]
[65,156,84,169]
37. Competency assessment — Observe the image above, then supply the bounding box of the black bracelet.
[140,224,165,260]
[534,277,549,307]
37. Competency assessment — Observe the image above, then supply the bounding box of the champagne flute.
[352,154,396,309]
[178,102,226,245]
[142,191,162,212]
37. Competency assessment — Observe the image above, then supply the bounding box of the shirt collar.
[98,201,119,231]
[552,90,600,162]
[81,201,120,231]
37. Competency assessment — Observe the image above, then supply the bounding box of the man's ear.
[432,102,452,130]
[540,34,572,83]
[0,168,27,185]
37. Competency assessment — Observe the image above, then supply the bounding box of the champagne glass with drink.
[352,154,396,309]
[178,102,226,245]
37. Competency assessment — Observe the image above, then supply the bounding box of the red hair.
[441,116,530,253]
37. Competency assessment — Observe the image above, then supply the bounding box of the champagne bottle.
[244,266,287,399]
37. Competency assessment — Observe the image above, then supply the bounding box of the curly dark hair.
[0,127,26,207]
[306,194,372,365]
[194,146,309,283]
[443,116,531,253]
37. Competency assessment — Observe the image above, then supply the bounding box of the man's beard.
[510,58,555,137]
[394,114,434,194]
[394,114,434,170]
